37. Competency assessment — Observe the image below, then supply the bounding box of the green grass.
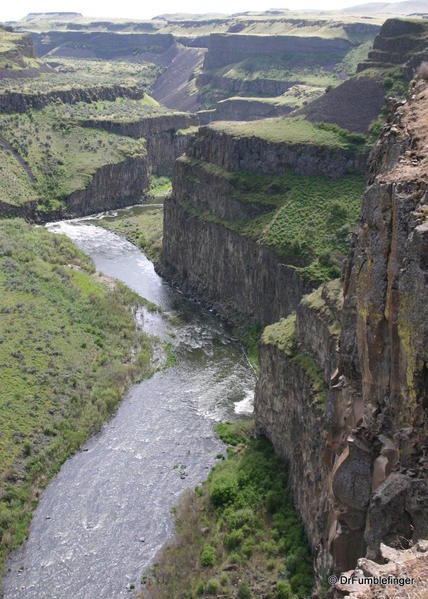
[0,146,36,206]
[209,117,367,149]
[262,314,296,356]
[146,421,314,598]
[0,105,147,210]
[0,29,42,70]
[0,219,153,578]
[95,203,164,263]
[149,175,172,199]
[180,158,364,284]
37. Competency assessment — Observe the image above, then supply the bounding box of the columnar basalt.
[255,79,428,580]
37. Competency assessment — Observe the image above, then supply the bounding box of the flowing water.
[3,208,256,599]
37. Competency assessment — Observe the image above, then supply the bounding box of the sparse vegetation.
[145,421,314,598]
[0,104,147,210]
[0,219,154,579]
[0,56,161,94]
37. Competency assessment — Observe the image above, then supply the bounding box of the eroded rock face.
[0,84,145,114]
[255,79,428,581]
[328,79,428,572]
[65,157,149,218]
[334,541,428,598]
[203,33,352,70]
[188,126,367,178]
[161,194,312,325]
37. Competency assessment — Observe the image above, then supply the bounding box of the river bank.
[2,216,255,598]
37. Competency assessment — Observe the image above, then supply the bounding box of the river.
[2,208,256,598]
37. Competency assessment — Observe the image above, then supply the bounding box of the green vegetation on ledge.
[145,421,314,598]
[0,219,153,578]
[180,157,365,284]
[209,117,367,149]
[262,313,328,408]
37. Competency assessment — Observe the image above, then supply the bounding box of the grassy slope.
[0,104,147,210]
[180,157,365,284]
[0,29,40,70]
[0,219,153,577]
[145,422,313,599]
[0,57,161,94]
[208,117,366,147]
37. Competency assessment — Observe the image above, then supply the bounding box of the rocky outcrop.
[0,84,145,114]
[334,541,428,598]
[31,31,175,59]
[203,33,351,70]
[65,157,149,217]
[358,18,428,74]
[161,194,312,325]
[197,72,298,99]
[160,120,366,325]
[326,79,428,573]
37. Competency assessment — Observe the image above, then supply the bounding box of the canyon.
[1,8,427,599]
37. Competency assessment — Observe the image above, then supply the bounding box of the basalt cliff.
[256,80,428,584]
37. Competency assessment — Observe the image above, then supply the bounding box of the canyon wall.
[161,125,365,325]
[256,80,428,579]
[0,84,145,114]
[203,33,352,70]
[0,155,149,222]
[162,193,312,325]
[65,156,149,217]
[187,126,367,177]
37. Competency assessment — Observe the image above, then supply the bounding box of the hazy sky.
[0,0,403,22]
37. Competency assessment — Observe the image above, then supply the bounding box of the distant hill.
[343,0,428,14]
[23,12,83,20]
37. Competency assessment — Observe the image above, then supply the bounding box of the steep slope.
[161,118,366,326]
[255,76,428,581]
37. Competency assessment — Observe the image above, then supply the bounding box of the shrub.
[210,472,238,507]
[229,552,240,564]
[196,580,205,595]
[276,580,292,599]
[266,490,282,514]
[224,529,243,550]
[242,538,254,559]
[237,581,251,599]
[290,569,314,596]
[200,544,216,567]
[206,578,220,595]
[226,507,255,530]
